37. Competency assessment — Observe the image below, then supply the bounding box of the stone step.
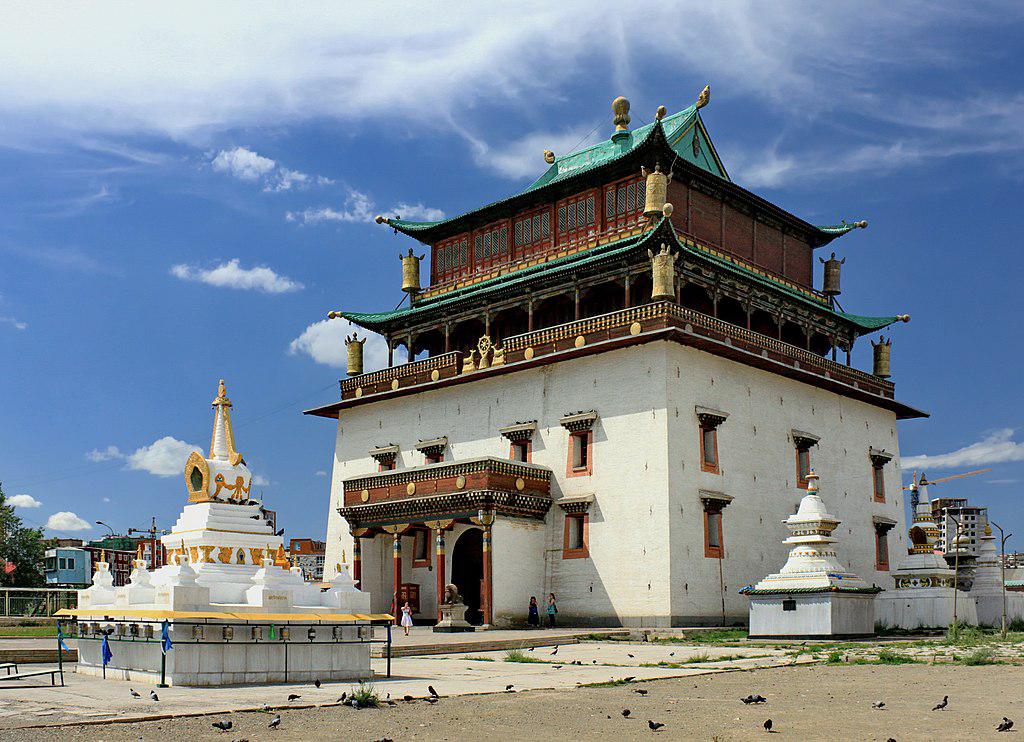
[371,629,629,657]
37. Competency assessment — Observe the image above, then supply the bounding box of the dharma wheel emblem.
[477,335,493,358]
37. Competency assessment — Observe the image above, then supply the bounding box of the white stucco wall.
[322,339,910,628]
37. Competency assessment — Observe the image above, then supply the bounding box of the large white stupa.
[63,380,383,686]
[744,471,880,638]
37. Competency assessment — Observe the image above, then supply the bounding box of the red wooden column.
[435,527,446,622]
[351,535,362,590]
[391,531,402,625]
[482,524,494,626]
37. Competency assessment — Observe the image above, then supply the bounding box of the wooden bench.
[0,662,18,676]
[0,668,63,686]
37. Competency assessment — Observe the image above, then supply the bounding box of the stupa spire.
[210,379,243,465]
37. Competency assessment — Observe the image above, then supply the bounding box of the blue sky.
[1,2,1022,546]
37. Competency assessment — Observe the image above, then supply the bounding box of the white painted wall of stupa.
[324,339,908,627]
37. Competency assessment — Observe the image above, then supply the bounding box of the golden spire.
[210,379,244,465]
[696,85,710,110]
[612,96,631,131]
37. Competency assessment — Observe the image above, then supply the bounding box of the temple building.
[306,89,925,627]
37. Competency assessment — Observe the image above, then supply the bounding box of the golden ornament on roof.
[543,150,555,164]
[655,105,667,121]
[612,96,631,131]
[696,85,711,109]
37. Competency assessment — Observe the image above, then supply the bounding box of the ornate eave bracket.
[872,515,897,534]
[699,489,734,513]
[499,421,538,442]
[369,444,400,467]
[695,405,729,429]
[415,437,448,458]
[869,447,894,466]
[557,493,595,514]
[559,410,598,432]
[791,429,821,449]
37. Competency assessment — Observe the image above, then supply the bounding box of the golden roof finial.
[612,96,631,131]
[543,150,555,164]
[210,378,243,465]
[696,85,710,110]
[655,105,667,121]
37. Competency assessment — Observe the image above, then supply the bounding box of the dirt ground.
[3,664,1020,741]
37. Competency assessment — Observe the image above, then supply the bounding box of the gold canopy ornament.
[696,84,711,110]
[210,379,244,466]
[612,96,631,131]
[543,149,555,164]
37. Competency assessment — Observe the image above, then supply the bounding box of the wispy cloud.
[170,259,304,294]
[209,146,331,192]
[0,243,118,275]
[287,319,388,370]
[315,470,328,477]
[469,125,603,180]
[46,511,91,531]
[0,315,27,331]
[901,428,1024,471]
[286,187,444,226]
[8,494,41,509]
[87,436,202,478]
[86,445,123,462]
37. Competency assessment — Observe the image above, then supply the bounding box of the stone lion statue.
[443,583,463,605]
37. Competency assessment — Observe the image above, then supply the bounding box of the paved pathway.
[0,641,802,730]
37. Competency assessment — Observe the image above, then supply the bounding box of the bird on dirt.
[552,665,563,670]
[348,697,360,709]
[402,695,414,702]
[212,720,233,732]
[314,678,321,688]
[287,693,301,702]
[428,685,439,697]
[551,646,559,655]
[763,719,773,733]
[262,704,272,713]
[872,701,886,710]
[648,720,666,731]
[337,692,347,703]
[528,646,535,651]
[592,660,597,664]
[129,688,141,698]
[669,652,675,657]
[622,709,631,718]
[933,696,949,711]
[627,653,635,658]
[997,718,1014,732]
[635,689,648,696]
[505,684,514,691]
[268,714,281,729]
[149,690,159,701]
[425,697,439,705]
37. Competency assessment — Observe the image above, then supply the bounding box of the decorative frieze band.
[499,421,537,442]
[339,489,552,527]
[343,455,552,493]
[695,406,729,428]
[791,429,821,449]
[559,410,598,432]
[370,444,400,466]
[869,447,894,466]
[557,493,595,514]
[415,437,448,457]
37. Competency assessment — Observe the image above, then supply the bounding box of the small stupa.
[876,475,977,628]
[65,380,383,686]
[743,471,880,638]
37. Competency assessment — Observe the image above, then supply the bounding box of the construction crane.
[903,468,992,507]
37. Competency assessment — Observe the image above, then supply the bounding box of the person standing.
[527,596,539,628]
[400,602,414,636]
[546,593,558,628]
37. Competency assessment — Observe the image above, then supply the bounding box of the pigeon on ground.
[425,697,439,704]
[129,688,142,698]
[933,696,949,711]
[627,653,635,658]
[338,692,347,703]
[348,698,360,709]
[669,652,675,657]
[551,646,559,655]
[287,694,301,702]
[648,720,666,731]
[552,665,563,669]
[505,684,514,691]
[592,660,597,664]
[314,678,321,688]
[623,676,636,683]
[997,718,1014,732]
[872,701,886,710]
[764,719,773,732]
[635,689,648,695]
[149,690,159,701]
[753,695,767,704]
[622,709,631,718]
[402,695,414,702]
[428,685,439,697]
[268,714,281,729]
[212,720,233,732]
[262,704,272,712]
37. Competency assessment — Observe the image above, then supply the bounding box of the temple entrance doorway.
[450,528,484,625]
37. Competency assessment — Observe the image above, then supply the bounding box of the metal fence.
[0,588,78,617]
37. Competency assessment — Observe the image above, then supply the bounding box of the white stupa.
[65,380,382,686]
[876,475,977,628]
[744,471,879,637]
[969,518,1024,626]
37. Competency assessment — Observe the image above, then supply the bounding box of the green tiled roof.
[337,219,906,336]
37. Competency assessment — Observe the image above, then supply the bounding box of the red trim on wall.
[871,462,886,503]
[703,508,724,559]
[509,439,532,463]
[796,446,811,489]
[699,425,720,474]
[411,527,431,569]
[874,528,890,571]
[566,430,593,478]
[562,512,590,559]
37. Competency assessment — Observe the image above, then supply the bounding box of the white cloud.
[211,146,276,181]
[171,259,303,294]
[46,511,91,531]
[287,319,389,371]
[126,436,202,478]
[102,496,111,503]
[8,494,41,509]
[315,470,328,477]
[901,429,1024,471]
[0,315,27,331]
[86,445,124,462]
[470,126,603,180]
[286,188,444,226]
[252,474,269,486]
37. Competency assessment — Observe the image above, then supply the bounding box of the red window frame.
[556,189,599,246]
[871,462,886,503]
[432,233,470,284]
[562,513,590,559]
[378,459,396,472]
[703,508,724,558]
[513,206,553,260]
[471,220,511,274]
[411,528,431,568]
[603,175,644,233]
[509,440,532,463]
[699,425,720,474]
[566,430,593,477]
[795,446,812,489]
[424,450,444,465]
[874,527,890,571]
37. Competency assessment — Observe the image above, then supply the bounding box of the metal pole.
[158,648,168,688]
[992,521,1011,639]
[56,621,64,686]
[949,514,961,629]
[386,622,392,678]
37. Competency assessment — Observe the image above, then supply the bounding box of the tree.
[0,482,46,588]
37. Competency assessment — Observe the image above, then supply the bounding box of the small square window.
[510,440,531,463]
[425,450,444,465]
[567,431,592,476]
[703,508,724,558]
[782,599,797,612]
[700,425,719,473]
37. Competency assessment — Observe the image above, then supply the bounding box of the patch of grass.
[957,648,999,666]
[945,621,986,646]
[349,682,380,708]
[0,625,57,638]
[652,629,748,644]
[825,650,844,664]
[640,653,752,668]
[578,678,634,688]
[579,633,631,642]
[875,649,919,665]
[1009,617,1024,633]
[461,655,495,662]
[504,649,545,663]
